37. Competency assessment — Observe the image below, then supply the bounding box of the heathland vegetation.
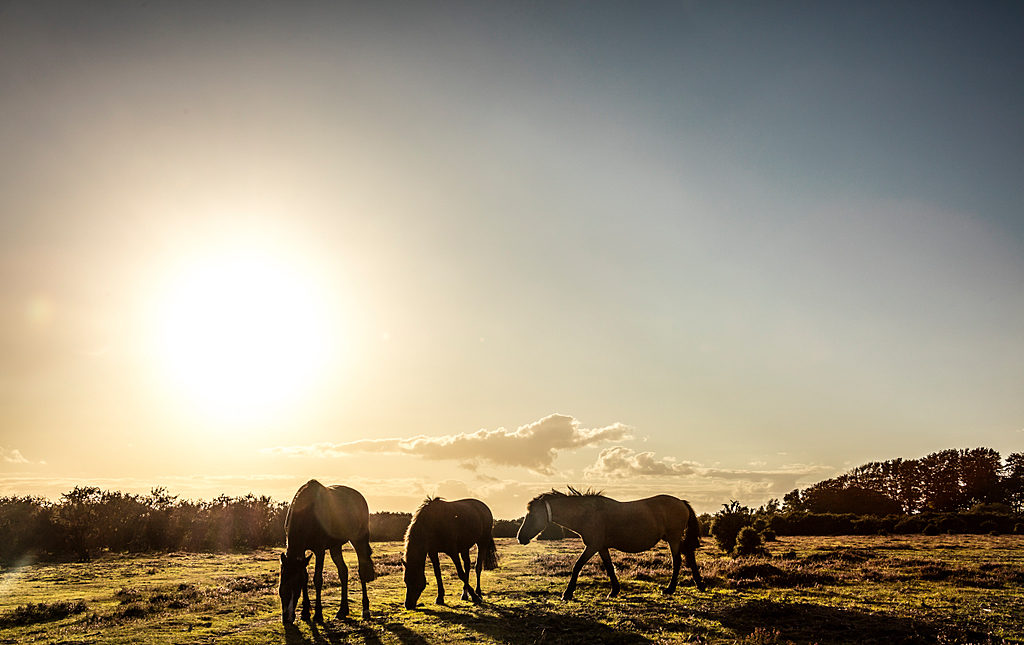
[2,535,1023,643]
[2,447,1022,566]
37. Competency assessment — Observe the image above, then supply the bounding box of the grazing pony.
[278,480,376,624]
[402,497,498,609]
[517,487,705,600]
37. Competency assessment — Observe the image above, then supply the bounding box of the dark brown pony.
[402,497,498,609]
[279,480,376,624]
[517,487,705,600]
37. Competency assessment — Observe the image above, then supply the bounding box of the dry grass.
[0,535,1022,643]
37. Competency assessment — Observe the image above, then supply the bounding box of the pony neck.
[404,535,427,565]
[546,495,585,531]
[285,542,306,560]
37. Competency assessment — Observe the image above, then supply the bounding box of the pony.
[278,480,376,624]
[516,487,706,600]
[402,497,498,609]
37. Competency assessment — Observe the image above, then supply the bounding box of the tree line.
[3,447,1021,564]
[781,448,1024,515]
[704,447,1024,556]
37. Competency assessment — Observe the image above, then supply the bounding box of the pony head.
[278,551,311,624]
[517,496,551,544]
[402,555,427,609]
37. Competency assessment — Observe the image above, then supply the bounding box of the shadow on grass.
[282,618,385,645]
[421,603,652,645]
[696,598,988,644]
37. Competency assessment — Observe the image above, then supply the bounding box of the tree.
[782,489,803,512]
[1003,453,1024,512]
[801,485,902,515]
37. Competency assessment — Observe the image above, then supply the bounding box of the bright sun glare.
[153,250,336,425]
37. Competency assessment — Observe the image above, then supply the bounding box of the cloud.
[263,414,632,474]
[584,446,698,478]
[583,446,831,500]
[1,447,32,464]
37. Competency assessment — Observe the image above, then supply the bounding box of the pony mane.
[404,496,445,547]
[527,486,606,510]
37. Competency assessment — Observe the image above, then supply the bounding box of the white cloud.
[584,446,698,478]
[263,414,632,475]
[583,446,832,504]
[1,447,32,464]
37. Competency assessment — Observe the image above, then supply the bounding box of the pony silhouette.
[402,497,498,609]
[517,487,705,600]
[279,480,375,623]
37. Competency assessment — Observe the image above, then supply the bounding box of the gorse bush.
[368,512,412,541]
[0,487,532,564]
[0,488,287,563]
[711,501,752,553]
[0,600,88,627]
[734,527,764,557]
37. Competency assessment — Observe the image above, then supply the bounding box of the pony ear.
[280,552,287,563]
[400,559,406,567]
[304,553,313,565]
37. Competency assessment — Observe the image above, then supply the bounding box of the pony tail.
[481,534,499,570]
[682,500,701,552]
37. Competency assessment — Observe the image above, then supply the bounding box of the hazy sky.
[2,2,1022,517]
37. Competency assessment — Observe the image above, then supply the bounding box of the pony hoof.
[662,587,675,595]
[560,594,574,602]
[313,612,324,624]
[435,597,446,606]
[335,609,348,620]
[300,613,311,623]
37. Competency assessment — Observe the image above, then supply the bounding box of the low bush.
[734,527,765,557]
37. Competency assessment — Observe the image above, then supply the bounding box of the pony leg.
[312,550,326,623]
[329,546,349,619]
[598,548,620,597]
[664,540,682,595]
[460,551,473,601]
[352,537,375,617]
[300,577,311,622]
[451,551,481,603]
[429,551,445,605]
[474,544,484,598]
[563,545,597,601]
[684,543,706,592]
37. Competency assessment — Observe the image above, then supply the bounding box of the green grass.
[1,535,1022,644]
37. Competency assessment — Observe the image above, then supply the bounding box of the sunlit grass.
[1,536,1022,643]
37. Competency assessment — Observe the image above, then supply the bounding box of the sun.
[152,249,337,425]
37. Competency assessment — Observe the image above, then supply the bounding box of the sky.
[1,1,1022,518]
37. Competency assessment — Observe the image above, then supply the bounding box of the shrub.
[938,516,967,534]
[711,501,752,554]
[0,600,88,627]
[492,518,523,539]
[368,512,411,541]
[761,529,776,542]
[923,523,940,536]
[1014,523,1024,535]
[979,520,999,535]
[734,527,764,557]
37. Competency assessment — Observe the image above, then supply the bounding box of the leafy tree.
[782,489,803,512]
[1003,453,1024,512]
[800,485,902,515]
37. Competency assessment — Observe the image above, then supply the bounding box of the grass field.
[2,534,1022,644]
